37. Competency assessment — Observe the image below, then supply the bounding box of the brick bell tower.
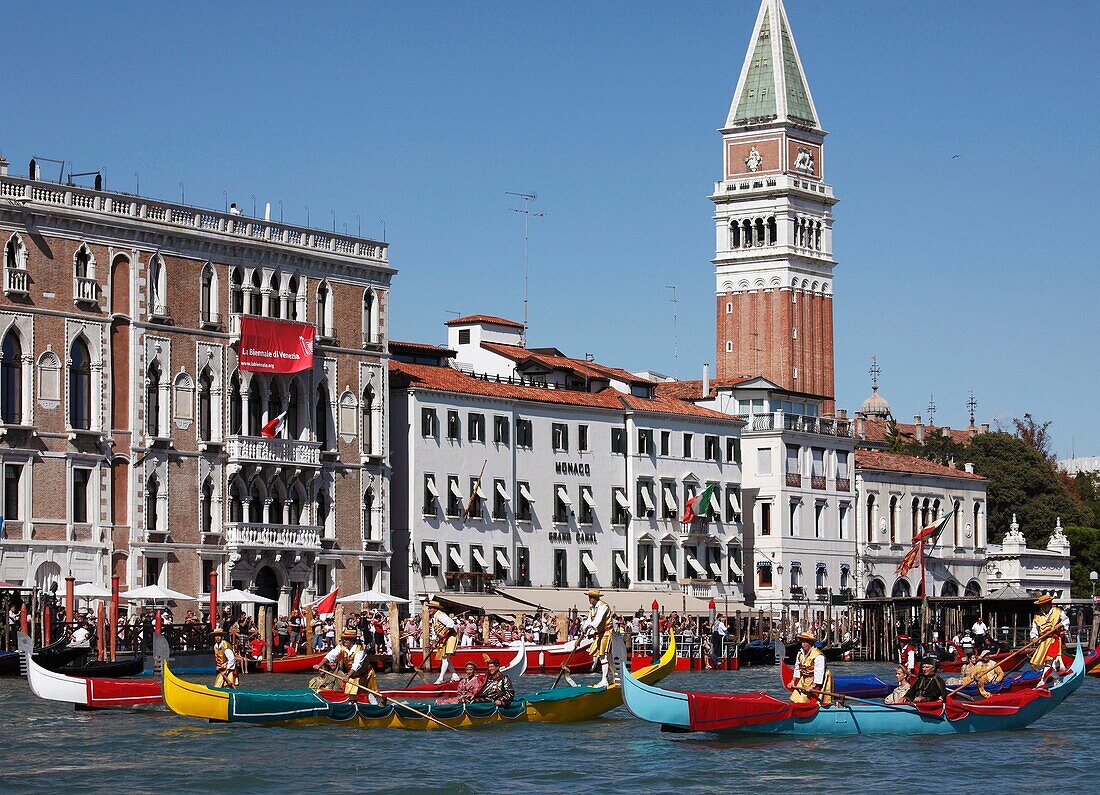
[713,0,837,407]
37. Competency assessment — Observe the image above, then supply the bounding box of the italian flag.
[681,484,716,524]
[260,410,287,439]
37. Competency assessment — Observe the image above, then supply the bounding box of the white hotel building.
[388,316,745,613]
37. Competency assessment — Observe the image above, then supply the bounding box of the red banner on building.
[239,316,315,373]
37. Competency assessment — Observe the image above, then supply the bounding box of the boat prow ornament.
[153,632,171,675]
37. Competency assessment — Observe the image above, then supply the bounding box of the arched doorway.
[891,578,912,598]
[940,580,960,597]
[866,578,886,598]
[964,579,982,598]
[35,561,62,594]
[254,566,279,604]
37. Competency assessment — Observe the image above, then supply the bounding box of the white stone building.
[986,516,1072,598]
[387,317,745,612]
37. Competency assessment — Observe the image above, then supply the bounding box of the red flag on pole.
[310,587,339,615]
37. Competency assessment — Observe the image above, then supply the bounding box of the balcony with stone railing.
[73,276,98,305]
[225,522,322,551]
[0,174,389,265]
[226,435,322,467]
[4,268,28,296]
[736,411,852,438]
[712,173,835,200]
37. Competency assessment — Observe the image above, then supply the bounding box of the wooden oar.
[946,628,1057,697]
[792,686,940,717]
[552,635,589,689]
[315,667,458,732]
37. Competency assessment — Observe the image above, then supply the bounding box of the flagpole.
[919,536,927,642]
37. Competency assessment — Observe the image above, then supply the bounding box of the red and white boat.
[26,654,162,709]
[250,651,329,673]
[407,639,592,674]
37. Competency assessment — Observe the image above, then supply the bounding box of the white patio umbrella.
[118,585,194,602]
[72,583,113,599]
[197,588,277,605]
[336,589,409,605]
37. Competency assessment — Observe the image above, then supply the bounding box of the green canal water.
[1,663,1097,794]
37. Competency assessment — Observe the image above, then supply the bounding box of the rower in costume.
[316,629,379,700]
[898,633,920,676]
[789,631,833,705]
[212,627,239,688]
[426,600,459,684]
[580,589,614,687]
[1029,594,1070,671]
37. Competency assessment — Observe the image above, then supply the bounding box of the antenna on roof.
[665,285,680,378]
[927,394,937,426]
[507,191,545,348]
[966,390,978,428]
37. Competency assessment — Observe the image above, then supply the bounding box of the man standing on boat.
[1029,594,1069,671]
[580,589,614,687]
[427,600,460,684]
[789,631,833,705]
[316,628,378,698]
[898,633,920,675]
[212,627,239,688]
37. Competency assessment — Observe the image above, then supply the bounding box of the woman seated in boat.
[883,665,910,705]
[474,658,515,707]
[947,650,982,686]
[436,662,485,705]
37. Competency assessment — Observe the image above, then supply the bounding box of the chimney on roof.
[702,364,710,399]
[837,408,847,420]
[941,426,951,438]
[981,423,990,434]
[0,156,8,177]
[914,415,925,443]
[965,462,975,474]
[855,414,864,438]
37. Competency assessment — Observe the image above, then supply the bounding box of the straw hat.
[1034,594,1054,606]
[425,600,444,609]
[341,629,358,640]
[795,631,816,643]
[212,627,225,636]
[584,589,603,599]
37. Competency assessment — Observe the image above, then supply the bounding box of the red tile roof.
[390,340,456,357]
[655,377,760,402]
[481,342,652,387]
[389,361,741,422]
[858,417,977,446]
[444,314,524,329]
[855,449,986,480]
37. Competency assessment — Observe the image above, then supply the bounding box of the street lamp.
[1090,570,1097,599]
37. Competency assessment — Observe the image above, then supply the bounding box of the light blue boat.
[622,644,1084,736]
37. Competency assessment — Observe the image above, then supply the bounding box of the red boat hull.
[628,654,738,672]
[254,652,329,673]
[85,676,163,708]
[407,643,595,674]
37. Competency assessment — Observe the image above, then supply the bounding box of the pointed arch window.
[362,290,375,346]
[146,473,161,536]
[173,371,194,429]
[338,390,357,441]
[1,331,22,424]
[249,269,263,316]
[316,384,331,448]
[249,478,265,523]
[230,267,245,315]
[286,274,301,321]
[248,378,263,436]
[266,382,281,431]
[316,281,332,339]
[69,337,92,430]
[363,487,375,540]
[147,254,167,317]
[229,479,245,523]
[361,384,375,454]
[146,360,162,436]
[228,369,242,436]
[269,483,285,526]
[200,263,218,325]
[268,272,282,319]
[198,367,214,442]
[74,243,98,304]
[4,234,29,295]
[287,480,303,525]
[201,477,215,535]
[316,488,332,538]
[287,380,301,439]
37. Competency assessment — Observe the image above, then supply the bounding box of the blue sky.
[3,1,1098,455]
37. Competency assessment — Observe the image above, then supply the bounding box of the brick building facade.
[0,161,393,615]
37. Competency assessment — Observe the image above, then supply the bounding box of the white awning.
[496,482,511,502]
[556,486,573,506]
[728,553,743,576]
[663,486,677,512]
[495,550,510,569]
[449,480,464,500]
[640,487,654,511]
[687,555,707,577]
[614,490,630,510]
[582,489,597,509]
[581,551,597,574]
[727,489,741,513]
[662,553,676,576]
[709,490,722,513]
[448,547,464,568]
[614,552,628,574]
[424,545,440,565]
[472,548,489,568]
[519,483,535,503]
[426,477,439,497]
[475,483,487,499]
[709,561,723,577]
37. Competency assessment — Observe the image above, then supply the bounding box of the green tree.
[1064,525,1100,598]
[1073,472,1100,528]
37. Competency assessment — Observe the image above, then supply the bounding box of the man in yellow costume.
[579,589,614,687]
[212,627,239,688]
[315,628,379,699]
[427,600,460,684]
[1029,594,1069,671]
[788,631,833,705]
